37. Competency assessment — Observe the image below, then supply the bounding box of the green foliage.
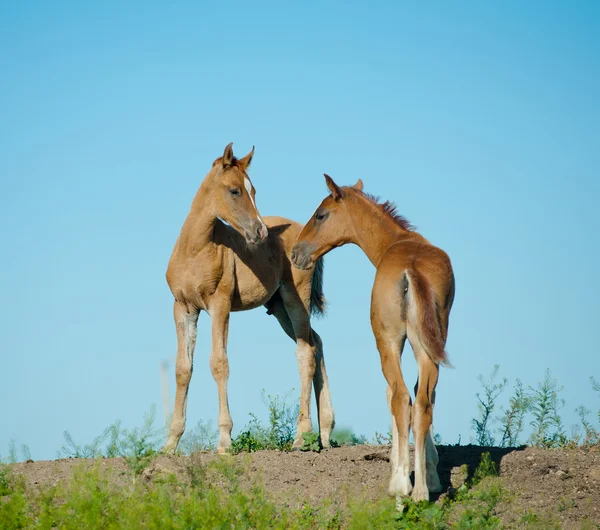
[59,406,161,476]
[59,423,116,459]
[471,365,507,446]
[498,379,529,447]
[529,369,567,448]
[231,390,299,454]
[177,419,219,454]
[331,427,368,447]
[472,452,498,486]
[119,406,162,475]
[373,427,392,445]
[300,432,320,452]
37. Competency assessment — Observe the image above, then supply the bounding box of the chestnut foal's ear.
[237,146,254,171]
[352,178,364,191]
[222,142,234,167]
[324,173,344,201]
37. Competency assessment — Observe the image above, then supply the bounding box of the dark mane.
[212,156,241,168]
[351,188,415,232]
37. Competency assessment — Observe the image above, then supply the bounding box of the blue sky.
[1,1,599,460]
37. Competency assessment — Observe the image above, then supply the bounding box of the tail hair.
[309,258,326,317]
[406,269,451,367]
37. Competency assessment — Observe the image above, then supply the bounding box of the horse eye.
[315,212,326,221]
[229,188,241,196]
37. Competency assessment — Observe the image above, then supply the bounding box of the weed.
[230,389,299,453]
[177,419,219,454]
[529,369,568,448]
[300,432,320,452]
[119,405,162,475]
[498,378,529,447]
[472,452,498,486]
[472,365,507,446]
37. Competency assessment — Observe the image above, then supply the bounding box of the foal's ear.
[222,142,234,167]
[237,146,254,171]
[324,173,344,201]
[352,178,364,191]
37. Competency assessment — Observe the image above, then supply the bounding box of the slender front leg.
[163,301,199,453]
[209,303,233,453]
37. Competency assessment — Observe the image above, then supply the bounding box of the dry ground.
[10,444,600,528]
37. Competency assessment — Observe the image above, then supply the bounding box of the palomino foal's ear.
[237,146,254,171]
[324,173,344,201]
[352,178,364,191]
[222,142,234,167]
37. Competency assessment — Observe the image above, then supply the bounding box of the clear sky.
[1,1,599,461]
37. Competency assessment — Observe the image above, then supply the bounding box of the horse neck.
[177,182,218,253]
[346,194,415,267]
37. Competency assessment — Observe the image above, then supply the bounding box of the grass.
[2,366,599,528]
[471,366,600,450]
[0,453,519,530]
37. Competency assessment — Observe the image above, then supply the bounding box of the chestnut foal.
[291,175,454,503]
[162,145,334,454]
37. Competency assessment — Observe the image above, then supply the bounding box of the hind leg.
[409,331,440,502]
[267,290,334,448]
[414,380,442,493]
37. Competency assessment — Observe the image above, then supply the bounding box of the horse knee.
[210,353,229,380]
[175,365,192,387]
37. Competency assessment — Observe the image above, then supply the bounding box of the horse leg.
[268,289,334,448]
[277,288,317,449]
[409,335,440,502]
[162,301,199,453]
[311,329,334,448]
[209,302,233,454]
[414,379,442,493]
[374,330,412,498]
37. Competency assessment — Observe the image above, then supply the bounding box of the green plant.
[529,369,567,448]
[230,389,299,454]
[471,452,498,486]
[119,405,161,475]
[498,379,529,447]
[374,427,392,445]
[471,365,507,446]
[300,432,320,452]
[59,424,115,459]
[177,419,219,454]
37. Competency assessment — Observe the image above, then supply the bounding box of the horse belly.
[231,249,282,311]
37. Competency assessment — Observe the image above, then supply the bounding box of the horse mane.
[212,156,240,168]
[351,188,415,232]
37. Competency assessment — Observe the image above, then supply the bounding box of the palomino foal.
[291,175,454,503]
[162,144,335,454]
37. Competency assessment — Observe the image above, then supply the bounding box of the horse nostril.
[291,251,296,261]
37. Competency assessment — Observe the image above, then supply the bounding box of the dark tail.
[309,258,326,317]
[406,269,451,367]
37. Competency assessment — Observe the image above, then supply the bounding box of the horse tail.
[309,257,326,317]
[405,269,451,366]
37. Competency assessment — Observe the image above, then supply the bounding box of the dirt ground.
[10,444,600,528]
